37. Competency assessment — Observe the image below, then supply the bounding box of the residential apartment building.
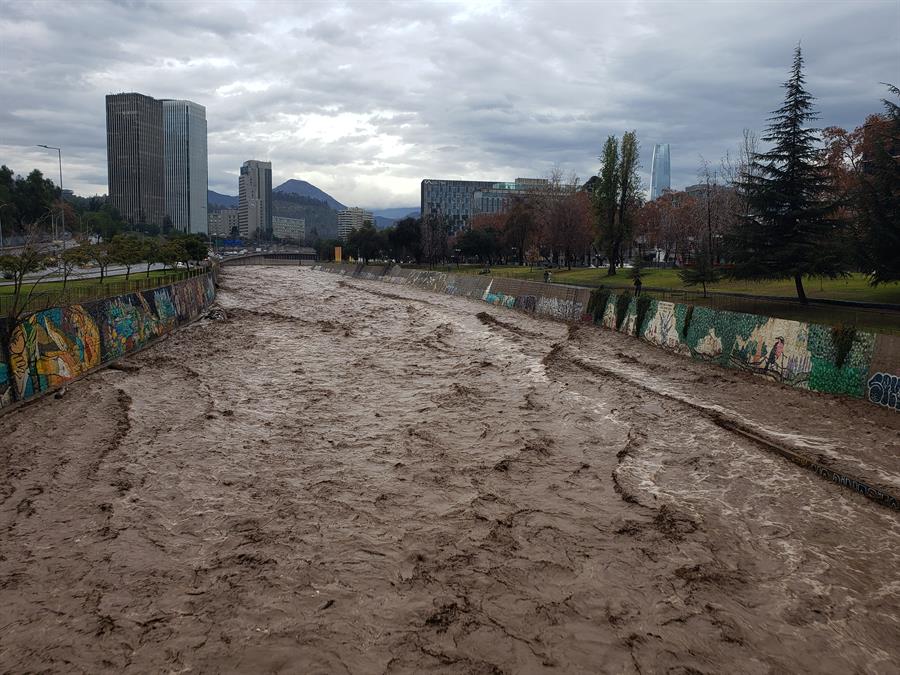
[337,207,374,241]
[421,178,546,231]
[238,160,272,239]
[649,144,671,201]
[273,215,305,242]
[162,99,208,234]
[208,208,239,237]
[106,92,165,226]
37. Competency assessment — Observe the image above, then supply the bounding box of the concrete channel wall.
[0,271,216,411]
[313,262,899,412]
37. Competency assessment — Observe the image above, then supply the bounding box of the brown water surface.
[1,265,898,674]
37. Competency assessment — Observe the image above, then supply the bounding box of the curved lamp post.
[36,144,64,241]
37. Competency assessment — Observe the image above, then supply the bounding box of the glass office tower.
[650,143,671,201]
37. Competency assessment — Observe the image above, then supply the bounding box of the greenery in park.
[728,45,842,304]
[678,244,722,297]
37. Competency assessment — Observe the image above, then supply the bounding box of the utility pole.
[37,145,64,242]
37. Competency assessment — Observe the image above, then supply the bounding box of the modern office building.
[421,179,496,232]
[473,178,548,216]
[208,208,239,237]
[238,160,272,239]
[649,144,671,201]
[162,99,208,234]
[337,207,374,241]
[105,92,165,226]
[421,178,546,231]
[273,215,305,242]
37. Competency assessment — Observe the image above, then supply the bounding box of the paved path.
[1,266,897,673]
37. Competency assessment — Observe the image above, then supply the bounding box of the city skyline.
[2,1,897,209]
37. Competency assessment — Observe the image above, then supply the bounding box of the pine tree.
[729,45,842,303]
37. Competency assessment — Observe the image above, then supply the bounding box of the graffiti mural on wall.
[173,274,214,321]
[0,273,215,410]
[642,300,691,355]
[728,318,813,387]
[867,373,900,410]
[482,282,516,309]
[6,305,102,400]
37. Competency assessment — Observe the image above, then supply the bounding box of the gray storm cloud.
[1,0,896,208]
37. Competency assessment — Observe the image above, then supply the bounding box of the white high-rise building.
[337,207,374,241]
[238,160,272,239]
[649,143,671,201]
[162,99,208,234]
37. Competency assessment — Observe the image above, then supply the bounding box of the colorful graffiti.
[7,305,101,400]
[867,373,900,410]
[0,273,215,409]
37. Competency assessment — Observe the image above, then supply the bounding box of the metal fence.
[0,267,208,317]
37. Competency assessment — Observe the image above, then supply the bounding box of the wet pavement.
[1,265,898,674]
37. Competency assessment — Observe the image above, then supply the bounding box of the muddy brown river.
[1,265,898,674]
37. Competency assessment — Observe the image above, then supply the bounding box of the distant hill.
[370,207,420,220]
[275,179,345,211]
[272,192,339,240]
[208,189,238,209]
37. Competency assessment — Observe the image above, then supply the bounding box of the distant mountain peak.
[274,179,345,211]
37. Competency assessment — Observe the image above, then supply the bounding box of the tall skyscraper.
[162,99,208,234]
[105,93,165,226]
[238,160,272,239]
[649,144,671,201]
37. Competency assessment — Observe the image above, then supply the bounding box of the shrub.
[831,323,857,369]
[615,292,632,331]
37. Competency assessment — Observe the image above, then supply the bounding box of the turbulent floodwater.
[1,265,898,674]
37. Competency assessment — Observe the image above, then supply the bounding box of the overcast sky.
[1,0,897,209]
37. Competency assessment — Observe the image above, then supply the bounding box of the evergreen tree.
[729,45,842,303]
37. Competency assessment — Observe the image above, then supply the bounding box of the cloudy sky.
[1,0,897,209]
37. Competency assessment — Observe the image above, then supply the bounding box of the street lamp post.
[37,144,64,242]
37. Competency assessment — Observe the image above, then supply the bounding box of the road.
[1,266,898,673]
